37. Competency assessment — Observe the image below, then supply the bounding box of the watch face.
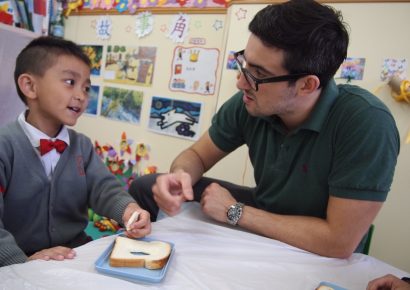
[228,207,239,221]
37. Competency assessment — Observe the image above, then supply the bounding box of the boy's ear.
[298,75,321,96]
[17,74,37,100]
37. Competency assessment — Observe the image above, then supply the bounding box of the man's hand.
[200,182,237,223]
[28,246,76,261]
[367,274,410,290]
[122,202,151,238]
[152,171,194,216]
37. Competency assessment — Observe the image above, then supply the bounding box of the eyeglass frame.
[234,50,311,91]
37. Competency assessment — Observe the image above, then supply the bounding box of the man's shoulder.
[336,84,390,112]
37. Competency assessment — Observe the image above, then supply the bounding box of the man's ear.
[298,75,321,96]
[17,74,37,100]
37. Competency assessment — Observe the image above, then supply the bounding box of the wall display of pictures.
[80,45,103,76]
[85,85,100,116]
[380,58,407,81]
[104,45,157,87]
[148,96,202,141]
[169,46,220,95]
[101,86,143,124]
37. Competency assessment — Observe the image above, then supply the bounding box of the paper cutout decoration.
[235,8,247,20]
[96,16,112,40]
[213,20,223,31]
[135,11,154,38]
[380,58,407,81]
[340,57,366,81]
[169,46,219,95]
[148,96,202,140]
[120,132,133,156]
[116,0,129,12]
[168,13,189,43]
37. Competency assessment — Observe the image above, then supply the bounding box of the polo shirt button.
[51,228,56,232]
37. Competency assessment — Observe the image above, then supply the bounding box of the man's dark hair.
[249,0,349,88]
[14,36,91,104]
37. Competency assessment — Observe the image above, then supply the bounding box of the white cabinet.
[0,23,39,126]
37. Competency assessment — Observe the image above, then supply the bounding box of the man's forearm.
[170,148,206,185]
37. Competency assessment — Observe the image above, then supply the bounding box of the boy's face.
[25,54,91,136]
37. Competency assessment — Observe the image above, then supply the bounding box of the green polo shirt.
[209,80,400,219]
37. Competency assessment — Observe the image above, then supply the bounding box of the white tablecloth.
[0,203,408,290]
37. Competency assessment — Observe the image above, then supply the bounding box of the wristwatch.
[226,202,244,226]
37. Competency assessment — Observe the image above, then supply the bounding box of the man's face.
[236,34,301,119]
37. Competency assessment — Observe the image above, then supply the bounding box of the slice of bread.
[109,236,171,269]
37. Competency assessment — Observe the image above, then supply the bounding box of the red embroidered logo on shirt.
[302,163,308,173]
[76,156,85,176]
[0,184,5,195]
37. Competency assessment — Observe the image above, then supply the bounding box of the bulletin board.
[65,10,227,172]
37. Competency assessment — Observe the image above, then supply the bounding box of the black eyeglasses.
[234,50,311,91]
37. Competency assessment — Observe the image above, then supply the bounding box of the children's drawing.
[380,58,407,81]
[340,57,366,81]
[100,86,143,124]
[148,96,202,140]
[80,45,103,76]
[85,85,100,115]
[104,45,157,87]
[169,46,219,95]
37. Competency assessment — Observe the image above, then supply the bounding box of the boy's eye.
[65,79,75,86]
[84,86,91,93]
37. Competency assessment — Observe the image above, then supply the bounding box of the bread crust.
[109,237,171,269]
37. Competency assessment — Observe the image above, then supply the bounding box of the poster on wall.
[80,45,103,76]
[148,96,202,141]
[100,86,143,124]
[169,46,219,95]
[85,85,100,116]
[104,45,157,87]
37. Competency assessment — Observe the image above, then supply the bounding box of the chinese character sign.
[96,16,112,40]
[167,13,189,43]
[135,11,154,38]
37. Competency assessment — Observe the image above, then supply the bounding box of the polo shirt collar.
[300,79,339,133]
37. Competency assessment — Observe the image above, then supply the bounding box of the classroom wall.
[67,2,410,272]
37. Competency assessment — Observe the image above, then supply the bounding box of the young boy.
[0,36,151,267]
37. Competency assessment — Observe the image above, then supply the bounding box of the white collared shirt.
[17,111,70,179]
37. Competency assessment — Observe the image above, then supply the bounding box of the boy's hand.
[122,202,151,238]
[28,246,76,261]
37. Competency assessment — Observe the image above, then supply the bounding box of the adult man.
[130,0,399,258]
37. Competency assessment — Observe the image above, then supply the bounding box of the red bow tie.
[39,139,67,156]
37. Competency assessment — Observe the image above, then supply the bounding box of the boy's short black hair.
[249,0,349,88]
[14,36,91,105]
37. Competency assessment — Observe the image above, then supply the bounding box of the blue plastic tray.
[95,236,174,283]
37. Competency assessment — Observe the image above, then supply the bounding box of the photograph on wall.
[100,86,143,124]
[104,45,157,87]
[85,85,100,116]
[148,96,202,140]
[169,46,219,95]
[339,57,366,81]
[226,50,238,70]
[80,45,103,76]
